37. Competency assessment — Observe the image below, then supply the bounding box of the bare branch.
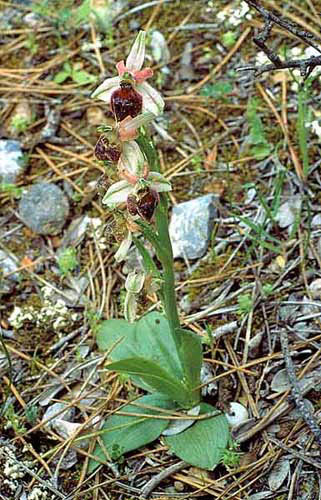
[241,0,321,79]
[237,55,321,77]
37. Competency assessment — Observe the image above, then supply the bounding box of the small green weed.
[247,97,272,159]
[0,183,23,198]
[200,80,233,100]
[221,31,237,47]
[10,115,32,134]
[190,154,203,173]
[57,247,79,276]
[262,283,274,297]
[202,323,214,347]
[86,308,102,334]
[4,403,26,434]
[25,405,39,425]
[25,33,39,55]
[32,0,90,30]
[237,293,253,315]
[221,440,242,468]
[54,62,97,85]
[235,212,282,253]
[237,169,285,256]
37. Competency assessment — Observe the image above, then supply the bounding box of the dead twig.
[280,328,321,448]
[140,460,187,498]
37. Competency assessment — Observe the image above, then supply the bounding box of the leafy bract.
[165,403,229,470]
[97,312,184,390]
[88,393,177,473]
[132,236,160,277]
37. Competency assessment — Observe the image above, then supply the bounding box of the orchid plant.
[89,31,230,473]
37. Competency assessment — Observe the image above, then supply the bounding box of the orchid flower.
[102,172,171,209]
[102,140,171,208]
[94,112,156,163]
[92,31,164,117]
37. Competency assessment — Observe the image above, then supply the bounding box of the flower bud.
[114,232,132,263]
[125,271,145,294]
[94,134,121,163]
[111,81,143,122]
[124,292,137,323]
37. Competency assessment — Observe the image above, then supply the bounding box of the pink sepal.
[116,60,126,77]
[133,68,153,84]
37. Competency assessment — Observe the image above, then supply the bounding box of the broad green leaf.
[54,71,69,84]
[177,328,202,403]
[165,403,229,470]
[88,393,177,473]
[97,312,184,391]
[107,357,193,407]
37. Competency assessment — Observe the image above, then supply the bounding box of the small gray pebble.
[275,195,301,229]
[312,214,321,227]
[169,194,217,259]
[129,20,140,30]
[19,182,69,235]
[0,250,20,281]
[0,139,25,184]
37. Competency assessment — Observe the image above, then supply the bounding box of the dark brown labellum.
[136,189,158,221]
[127,194,139,217]
[95,134,121,163]
[127,188,159,221]
[111,81,143,122]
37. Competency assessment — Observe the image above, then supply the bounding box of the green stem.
[136,132,182,350]
[297,83,310,179]
[155,194,182,348]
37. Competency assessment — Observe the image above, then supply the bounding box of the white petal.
[115,232,132,263]
[91,76,120,102]
[137,81,165,116]
[119,141,145,177]
[126,31,146,72]
[122,111,156,132]
[148,171,172,192]
[102,180,133,206]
